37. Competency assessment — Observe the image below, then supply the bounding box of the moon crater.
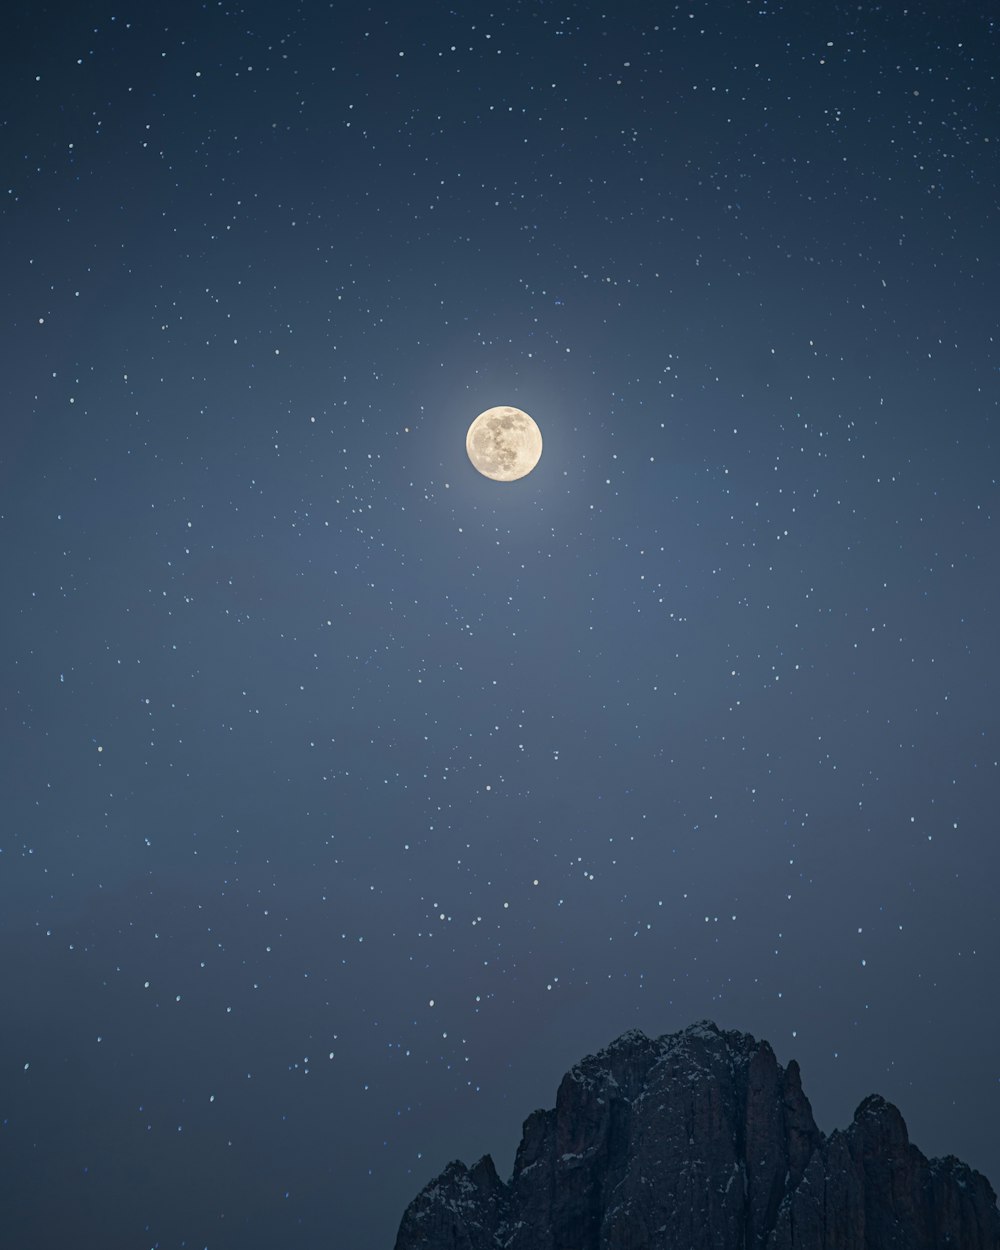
[466,407,543,481]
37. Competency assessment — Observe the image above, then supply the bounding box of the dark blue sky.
[2,3,998,1247]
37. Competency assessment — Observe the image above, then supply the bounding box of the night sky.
[2,3,998,1248]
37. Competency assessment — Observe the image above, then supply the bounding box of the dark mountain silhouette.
[394,1020,998,1250]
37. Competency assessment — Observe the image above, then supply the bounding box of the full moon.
[466,406,543,482]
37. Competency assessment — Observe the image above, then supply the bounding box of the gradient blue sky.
[2,3,998,1247]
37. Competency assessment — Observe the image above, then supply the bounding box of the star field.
[1,3,998,1248]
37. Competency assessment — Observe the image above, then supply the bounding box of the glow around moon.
[466,406,543,482]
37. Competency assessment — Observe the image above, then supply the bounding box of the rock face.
[394,1020,999,1250]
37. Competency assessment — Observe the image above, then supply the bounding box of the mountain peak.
[854,1090,901,1121]
[685,1016,722,1035]
[395,1023,1000,1250]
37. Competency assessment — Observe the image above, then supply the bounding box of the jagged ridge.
[394,1020,999,1250]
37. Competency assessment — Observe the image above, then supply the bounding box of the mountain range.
[394,1020,998,1249]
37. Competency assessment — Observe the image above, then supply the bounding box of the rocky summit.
[394,1020,999,1250]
